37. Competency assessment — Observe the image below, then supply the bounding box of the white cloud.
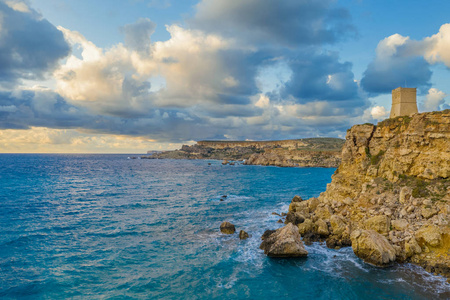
[421,88,446,112]
[422,23,450,67]
[5,0,30,13]
[370,106,389,120]
[375,34,409,59]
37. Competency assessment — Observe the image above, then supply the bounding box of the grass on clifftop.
[297,138,345,152]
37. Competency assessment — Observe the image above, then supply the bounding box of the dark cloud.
[191,0,356,47]
[361,56,432,95]
[0,89,92,129]
[0,2,70,85]
[281,51,360,102]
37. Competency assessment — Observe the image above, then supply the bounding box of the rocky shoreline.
[142,138,344,168]
[262,110,450,282]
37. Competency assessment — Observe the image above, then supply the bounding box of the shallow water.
[0,154,448,299]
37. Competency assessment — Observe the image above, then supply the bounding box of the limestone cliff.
[286,110,450,279]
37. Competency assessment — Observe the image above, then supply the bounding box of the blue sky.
[0,0,449,153]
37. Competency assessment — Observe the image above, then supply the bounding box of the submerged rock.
[350,229,396,267]
[259,223,308,257]
[239,230,249,240]
[220,222,236,234]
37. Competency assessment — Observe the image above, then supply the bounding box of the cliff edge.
[286,110,450,279]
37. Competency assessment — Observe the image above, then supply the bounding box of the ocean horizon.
[0,154,449,299]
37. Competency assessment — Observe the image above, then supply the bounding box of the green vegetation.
[370,150,385,165]
[296,138,345,152]
[378,115,412,129]
[365,147,371,158]
[396,175,449,200]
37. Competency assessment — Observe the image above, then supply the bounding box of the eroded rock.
[260,223,308,257]
[350,230,396,266]
[415,225,442,247]
[365,215,390,235]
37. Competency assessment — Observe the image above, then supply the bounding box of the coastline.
[277,110,450,282]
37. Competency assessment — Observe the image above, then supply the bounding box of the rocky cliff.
[144,138,344,168]
[285,110,450,280]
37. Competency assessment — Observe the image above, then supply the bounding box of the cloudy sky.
[1,0,449,153]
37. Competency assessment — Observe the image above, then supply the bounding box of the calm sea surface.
[0,154,448,299]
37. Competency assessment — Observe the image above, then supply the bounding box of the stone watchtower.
[390,87,418,118]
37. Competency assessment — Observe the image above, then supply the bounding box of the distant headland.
[143,137,345,168]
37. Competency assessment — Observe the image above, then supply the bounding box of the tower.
[390,87,418,118]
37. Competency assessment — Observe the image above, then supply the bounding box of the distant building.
[390,87,418,118]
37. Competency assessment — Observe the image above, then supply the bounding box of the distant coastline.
[142,137,344,168]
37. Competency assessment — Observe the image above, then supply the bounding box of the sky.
[0,0,449,153]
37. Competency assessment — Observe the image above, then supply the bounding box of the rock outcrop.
[220,222,236,234]
[142,138,344,168]
[260,223,308,257]
[284,110,450,279]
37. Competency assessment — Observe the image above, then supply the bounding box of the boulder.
[291,195,303,202]
[315,205,333,220]
[350,230,396,266]
[330,215,346,236]
[405,237,422,258]
[222,160,229,165]
[421,208,439,219]
[260,223,308,257]
[399,187,412,204]
[391,219,409,231]
[297,218,313,235]
[365,215,390,234]
[220,222,236,234]
[307,197,320,211]
[239,230,249,240]
[315,219,329,236]
[289,201,310,216]
[415,225,442,247]
[284,211,305,225]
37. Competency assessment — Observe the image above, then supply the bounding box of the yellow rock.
[365,215,390,234]
[415,225,442,247]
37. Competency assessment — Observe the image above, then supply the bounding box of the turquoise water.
[0,154,448,299]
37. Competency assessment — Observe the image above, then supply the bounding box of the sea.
[0,154,448,299]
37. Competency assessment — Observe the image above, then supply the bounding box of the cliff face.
[286,110,450,279]
[244,148,341,168]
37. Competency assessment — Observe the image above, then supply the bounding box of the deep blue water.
[0,154,448,299]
